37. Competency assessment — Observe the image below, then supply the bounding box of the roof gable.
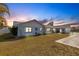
[13,19,44,27]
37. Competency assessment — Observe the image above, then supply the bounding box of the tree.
[0,3,10,28]
[9,26,18,36]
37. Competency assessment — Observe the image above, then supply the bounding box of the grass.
[0,33,79,56]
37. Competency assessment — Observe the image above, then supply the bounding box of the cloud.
[28,14,39,20]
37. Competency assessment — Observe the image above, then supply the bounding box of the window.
[40,28,42,31]
[35,27,38,31]
[25,27,32,32]
[46,28,50,31]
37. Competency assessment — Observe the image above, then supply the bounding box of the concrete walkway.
[56,33,79,48]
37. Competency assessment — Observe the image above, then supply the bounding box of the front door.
[35,27,38,35]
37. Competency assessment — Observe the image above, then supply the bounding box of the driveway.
[56,33,79,48]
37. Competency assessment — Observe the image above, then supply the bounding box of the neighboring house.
[69,22,79,32]
[0,20,11,35]
[0,27,10,35]
[13,20,45,37]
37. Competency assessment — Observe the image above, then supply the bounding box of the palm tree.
[0,3,10,28]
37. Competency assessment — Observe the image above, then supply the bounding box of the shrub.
[8,26,18,36]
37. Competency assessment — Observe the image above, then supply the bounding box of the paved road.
[56,33,79,48]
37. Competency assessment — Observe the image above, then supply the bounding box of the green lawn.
[0,33,79,56]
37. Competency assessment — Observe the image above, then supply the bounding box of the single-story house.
[12,19,79,36]
[43,20,71,34]
[13,19,45,37]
